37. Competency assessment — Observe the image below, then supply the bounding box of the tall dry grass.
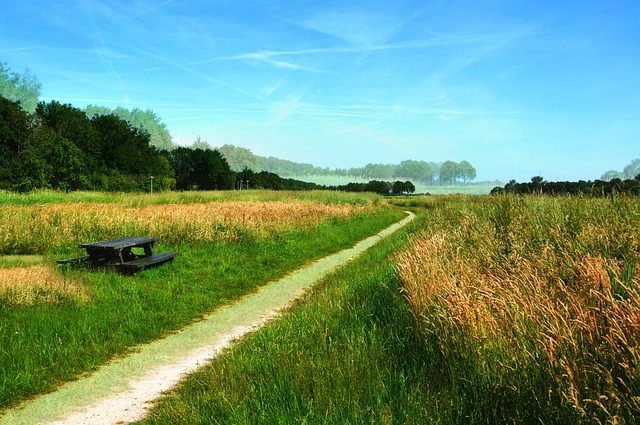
[0,200,365,254]
[0,265,88,306]
[396,195,640,422]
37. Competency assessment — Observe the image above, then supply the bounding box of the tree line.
[217,144,477,185]
[1,63,472,191]
[0,95,418,195]
[490,171,640,196]
[0,96,175,192]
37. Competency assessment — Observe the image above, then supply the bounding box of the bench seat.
[57,255,90,265]
[117,252,178,272]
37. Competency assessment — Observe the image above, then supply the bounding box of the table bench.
[57,236,177,273]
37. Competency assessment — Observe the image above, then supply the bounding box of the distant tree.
[191,136,212,151]
[392,180,415,195]
[363,163,394,180]
[394,160,433,183]
[601,170,625,181]
[164,147,231,190]
[458,160,477,183]
[365,180,391,195]
[439,161,458,185]
[623,159,640,180]
[0,62,41,112]
[218,144,260,172]
[84,105,176,150]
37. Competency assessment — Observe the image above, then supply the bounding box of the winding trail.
[2,212,415,425]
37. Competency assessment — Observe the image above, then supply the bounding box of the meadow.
[0,190,403,410]
[136,194,639,424]
[2,191,638,423]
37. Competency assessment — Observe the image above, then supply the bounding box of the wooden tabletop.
[79,236,158,251]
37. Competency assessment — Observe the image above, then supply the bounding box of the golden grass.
[0,265,88,306]
[396,195,640,422]
[0,200,366,254]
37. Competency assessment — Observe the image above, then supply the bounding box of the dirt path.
[2,212,415,425]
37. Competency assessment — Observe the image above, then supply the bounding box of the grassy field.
[3,191,639,423]
[0,190,403,411]
[136,194,639,424]
[396,194,640,423]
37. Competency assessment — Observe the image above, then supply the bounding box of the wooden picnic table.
[59,236,177,273]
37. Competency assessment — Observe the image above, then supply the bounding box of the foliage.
[84,105,176,150]
[391,180,415,195]
[0,96,175,192]
[217,144,476,184]
[162,147,232,190]
[439,160,458,184]
[0,62,41,113]
[601,158,640,181]
[491,174,640,196]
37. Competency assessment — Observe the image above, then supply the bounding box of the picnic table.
[58,236,177,273]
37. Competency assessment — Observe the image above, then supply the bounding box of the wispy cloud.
[295,9,405,47]
[92,35,129,104]
[218,26,535,73]
[234,53,327,73]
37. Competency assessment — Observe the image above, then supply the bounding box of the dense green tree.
[85,105,176,150]
[601,170,625,181]
[32,127,87,191]
[365,180,391,195]
[36,101,101,166]
[439,160,458,184]
[0,62,41,112]
[391,180,415,195]
[91,114,150,174]
[0,95,33,189]
[191,136,212,151]
[394,159,433,183]
[164,147,231,190]
[623,159,640,180]
[163,147,193,190]
[458,160,477,183]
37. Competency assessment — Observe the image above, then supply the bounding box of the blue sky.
[1,0,639,182]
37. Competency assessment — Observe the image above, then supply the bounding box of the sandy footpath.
[2,212,414,425]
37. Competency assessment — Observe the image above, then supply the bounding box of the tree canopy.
[0,62,41,113]
[0,96,175,192]
[84,105,176,151]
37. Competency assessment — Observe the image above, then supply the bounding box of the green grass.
[0,193,404,411]
[136,194,640,424]
[0,256,44,268]
[136,210,437,424]
[0,189,383,206]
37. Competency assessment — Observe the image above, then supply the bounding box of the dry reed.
[396,195,640,422]
[0,200,365,254]
[0,265,88,306]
